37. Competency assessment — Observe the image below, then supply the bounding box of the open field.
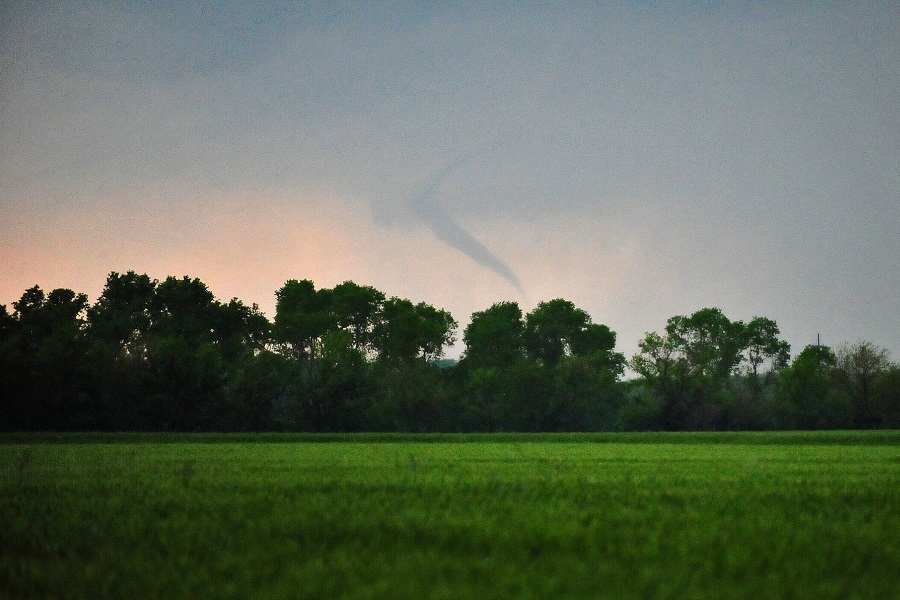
[2,432,899,599]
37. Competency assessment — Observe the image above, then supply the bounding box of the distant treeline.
[1,272,898,432]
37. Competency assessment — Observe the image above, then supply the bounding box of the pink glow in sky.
[2,1,898,360]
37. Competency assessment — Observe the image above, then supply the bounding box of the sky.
[2,1,899,362]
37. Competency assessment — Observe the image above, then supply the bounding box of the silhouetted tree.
[775,344,850,429]
[460,299,624,431]
[1,286,91,430]
[523,299,591,367]
[461,301,524,370]
[7,271,896,433]
[872,364,900,428]
[372,297,457,365]
[834,342,893,428]
[328,281,385,354]
[84,272,158,428]
[631,308,790,430]
[301,330,371,431]
[274,279,333,364]
[88,271,157,354]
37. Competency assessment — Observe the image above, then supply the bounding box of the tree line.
[1,272,898,432]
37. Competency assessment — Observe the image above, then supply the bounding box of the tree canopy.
[1,275,897,432]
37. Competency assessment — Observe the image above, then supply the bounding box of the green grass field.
[2,432,898,599]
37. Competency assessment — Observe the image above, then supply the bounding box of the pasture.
[2,432,898,599]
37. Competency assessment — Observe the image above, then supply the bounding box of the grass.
[2,432,899,599]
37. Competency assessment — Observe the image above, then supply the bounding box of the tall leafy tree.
[665,308,744,385]
[414,301,457,361]
[631,308,789,430]
[461,301,524,369]
[463,299,624,432]
[630,330,684,405]
[834,341,893,428]
[740,317,791,395]
[85,272,159,428]
[328,281,385,354]
[274,279,333,363]
[372,298,420,364]
[367,298,457,430]
[523,299,591,367]
[458,302,526,430]
[88,271,157,355]
[872,364,900,428]
[4,287,91,430]
[0,304,17,429]
[299,329,371,431]
[372,298,457,364]
[140,277,221,429]
[730,316,792,428]
[776,344,849,429]
[216,298,271,360]
[152,276,219,343]
[367,359,453,432]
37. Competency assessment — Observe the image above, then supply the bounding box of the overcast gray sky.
[2,1,898,360]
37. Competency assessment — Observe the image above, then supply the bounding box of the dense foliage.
[1,272,897,431]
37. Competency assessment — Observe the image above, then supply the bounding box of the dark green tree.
[219,349,295,431]
[775,344,850,429]
[88,271,157,354]
[523,299,591,367]
[368,360,453,432]
[152,276,219,342]
[872,364,900,428]
[728,316,792,429]
[666,308,745,385]
[629,330,684,410]
[740,317,791,391]
[498,360,557,431]
[0,304,17,429]
[834,341,893,428]
[366,297,457,430]
[553,322,626,431]
[631,308,788,430]
[461,301,524,369]
[414,301,457,362]
[372,298,420,364]
[215,298,271,360]
[328,281,385,354]
[459,359,556,432]
[301,330,371,431]
[372,297,457,364]
[2,286,91,430]
[141,277,222,429]
[554,354,624,431]
[462,299,624,431]
[85,272,159,428]
[274,279,333,364]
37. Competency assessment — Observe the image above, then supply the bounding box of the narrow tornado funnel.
[407,141,526,296]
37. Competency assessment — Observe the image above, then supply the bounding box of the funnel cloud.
[407,141,526,297]
[2,1,898,364]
